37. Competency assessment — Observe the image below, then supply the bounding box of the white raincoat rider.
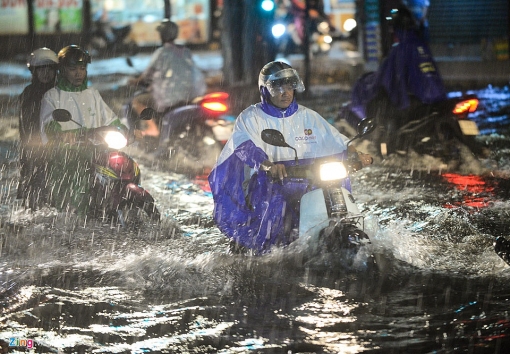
[208,61,373,253]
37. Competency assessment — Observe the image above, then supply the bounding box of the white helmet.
[27,47,58,72]
[258,61,305,97]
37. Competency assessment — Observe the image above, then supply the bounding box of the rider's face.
[62,64,87,87]
[270,85,295,109]
[35,66,56,84]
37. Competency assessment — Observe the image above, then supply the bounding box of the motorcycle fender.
[342,188,360,214]
[299,187,361,238]
[299,188,329,238]
[123,183,155,207]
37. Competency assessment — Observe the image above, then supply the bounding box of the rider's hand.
[358,152,373,167]
[262,160,287,180]
[347,145,373,167]
[133,129,144,140]
[270,164,287,180]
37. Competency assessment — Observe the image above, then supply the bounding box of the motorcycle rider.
[350,5,446,154]
[39,44,127,213]
[127,19,206,137]
[208,61,373,253]
[17,47,58,209]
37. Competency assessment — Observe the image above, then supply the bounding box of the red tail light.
[203,92,229,100]
[201,92,229,114]
[453,98,479,115]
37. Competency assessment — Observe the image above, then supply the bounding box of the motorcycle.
[51,109,160,227]
[337,80,483,161]
[260,118,376,267]
[88,19,136,56]
[123,58,233,176]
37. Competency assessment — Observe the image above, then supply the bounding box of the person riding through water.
[127,19,206,138]
[208,61,373,254]
[349,5,446,155]
[39,44,127,213]
[18,47,58,209]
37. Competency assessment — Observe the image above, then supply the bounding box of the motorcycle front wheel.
[319,223,377,272]
[117,200,160,229]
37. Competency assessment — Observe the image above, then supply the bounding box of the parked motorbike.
[88,19,136,56]
[260,118,377,267]
[123,58,234,176]
[337,84,483,161]
[51,109,160,227]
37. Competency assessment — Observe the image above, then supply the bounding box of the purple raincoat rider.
[208,61,373,253]
[350,5,446,120]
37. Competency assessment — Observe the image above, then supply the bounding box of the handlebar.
[271,154,362,182]
[69,126,129,149]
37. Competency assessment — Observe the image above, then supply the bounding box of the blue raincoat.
[208,95,350,253]
[351,28,446,119]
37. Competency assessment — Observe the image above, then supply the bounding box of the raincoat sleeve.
[208,109,276,250]
[208,109,269,211]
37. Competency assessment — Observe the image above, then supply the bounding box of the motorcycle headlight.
[104,131,127,149]
[319,161,347,181]
[271,23,286,38]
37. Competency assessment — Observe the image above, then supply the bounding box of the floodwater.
[1,85,510,353]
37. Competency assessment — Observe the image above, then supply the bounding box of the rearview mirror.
[357,118,376,137]
[261,129,299,164]
[52,109,72,123]
[261,129,291,148]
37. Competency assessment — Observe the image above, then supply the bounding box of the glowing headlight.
[272,23,286,38]
[104,131,127,149]
[319,161,347,181]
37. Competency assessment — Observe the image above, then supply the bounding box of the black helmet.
[58,45,91,67]
[389,6,417,31]
[258,61,305,97]
[157,19,179,43]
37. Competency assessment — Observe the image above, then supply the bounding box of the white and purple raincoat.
[208,96,350,253]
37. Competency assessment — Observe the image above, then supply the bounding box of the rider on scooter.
[350,6,446,144]
[208,61,373,253]
[40,45,125,144]
[18,47,58,209]
[39,45,127,213]
[127,19,206,137]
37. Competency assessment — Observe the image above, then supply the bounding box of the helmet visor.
[263,68,305,97]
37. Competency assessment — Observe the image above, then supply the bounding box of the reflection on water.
[441,173,495,208]
[2,207,510,353]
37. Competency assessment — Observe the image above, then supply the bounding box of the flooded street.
[1,64,510,352]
